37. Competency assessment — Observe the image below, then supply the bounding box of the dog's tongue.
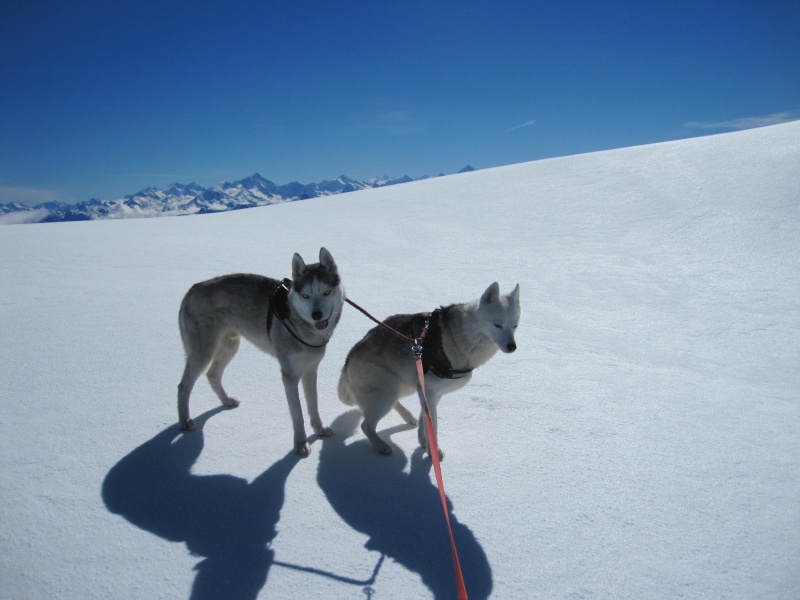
[314,320,328,331]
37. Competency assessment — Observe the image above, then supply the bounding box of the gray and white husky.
[338,282,520,459]
[177,247,344,456]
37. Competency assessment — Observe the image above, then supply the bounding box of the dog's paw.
[375,441,393,456]
[181,418,196,432]
[314,425,334,437]
[394,403,418,426]
[221,396,240,408]
[422,442,445,462]
[294,442,311,457]
[400,413,418,426]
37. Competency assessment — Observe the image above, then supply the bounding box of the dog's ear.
[319,247,337,273]
[509,283,520,303]
[480,282,501,305]
[292,252,307,279]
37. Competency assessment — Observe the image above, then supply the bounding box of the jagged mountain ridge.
[0,171,444,224]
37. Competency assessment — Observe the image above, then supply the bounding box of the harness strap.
[266,278,292,336]
[346,298,472,380]
[423,309,473,379]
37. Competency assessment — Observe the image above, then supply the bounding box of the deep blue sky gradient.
[2,0,799,204]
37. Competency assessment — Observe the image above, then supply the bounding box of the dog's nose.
[312,310,323,321]
[506,342,516,353]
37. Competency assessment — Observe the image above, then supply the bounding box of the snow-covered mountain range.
[0,172,429,224]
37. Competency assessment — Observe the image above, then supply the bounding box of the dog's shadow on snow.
[319,410,493,600]
[102,408,492,599]
[102,408,301,600]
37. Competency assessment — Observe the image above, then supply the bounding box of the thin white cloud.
[683,110,800,131]
[99,173,195,179]
[0,185,68,205]
[507,119,537,132]
[359,110,425,134]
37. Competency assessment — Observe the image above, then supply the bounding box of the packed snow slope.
[1,122,798,599]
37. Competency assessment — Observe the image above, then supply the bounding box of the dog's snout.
[312,310,323,321]
[506,342,516,353]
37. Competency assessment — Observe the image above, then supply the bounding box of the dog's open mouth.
[314,319,329,331]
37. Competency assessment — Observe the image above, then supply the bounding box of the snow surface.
[1,122,798,599]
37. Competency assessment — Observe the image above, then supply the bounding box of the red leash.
[344,297,415,343]
[415,358,469,600]
[345,297,469,600]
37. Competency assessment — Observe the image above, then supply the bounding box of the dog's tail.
[178,295,191,353]
[177,292,196,354]
[337,363,356,406]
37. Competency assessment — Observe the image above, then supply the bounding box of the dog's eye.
[323,290,332,297]
[494,323,503,329]
[301,293,310,300]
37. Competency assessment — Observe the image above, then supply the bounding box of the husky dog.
[338,282,520,458]
[177,247,343,456]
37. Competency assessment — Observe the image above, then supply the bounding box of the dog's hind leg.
[178,351,212,432]
[206,332,241,409]
[177,364,197,431]
[360,389,400,456]
[393,402,418,426]
[177,320,221,431]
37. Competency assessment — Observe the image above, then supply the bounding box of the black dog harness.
[417,309,473,380]
[266,278,327,348]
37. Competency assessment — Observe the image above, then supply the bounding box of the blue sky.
[2,0,798,205]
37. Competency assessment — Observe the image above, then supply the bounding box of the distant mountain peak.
[458,165,476,173]
[0,171,453,224]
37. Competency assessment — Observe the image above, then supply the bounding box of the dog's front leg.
[281,369,311,456]
[301,365,333,438]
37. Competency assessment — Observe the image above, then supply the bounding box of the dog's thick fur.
[338,282,520,458]
[177,247,344,456]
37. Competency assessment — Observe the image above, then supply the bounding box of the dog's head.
[289,247,343,331]
[478,282,520,353]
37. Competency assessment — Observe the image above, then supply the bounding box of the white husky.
[338,282,520,458]
[177,247,344,456]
